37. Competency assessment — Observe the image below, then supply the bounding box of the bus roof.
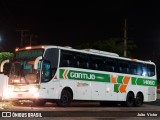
[16,45,155,65]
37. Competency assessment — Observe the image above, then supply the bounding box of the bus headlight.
[34,93,39,98]
[29,86,38,93]
[3,88,13,99]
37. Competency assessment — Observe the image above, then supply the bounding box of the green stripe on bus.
[131,77,157,86]
[131,77,137,85]
[114,84,120,93]
[59,69,157,86]
[136,78,157,86]
[117,76,123,84]
[59,69,65,79]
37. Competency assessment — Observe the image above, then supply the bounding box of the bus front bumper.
[8,91,40,100]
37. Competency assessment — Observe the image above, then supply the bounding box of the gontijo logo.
[70,72,95,80]
[59,69,110,82]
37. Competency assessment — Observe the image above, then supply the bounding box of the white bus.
[0,60,10,100]
[7,45,157,107]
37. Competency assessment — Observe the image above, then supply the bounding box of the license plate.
[18,94,23,97]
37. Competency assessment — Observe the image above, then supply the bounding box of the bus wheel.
[33,99,46,106]
[56,90,72,107]
[134,93,143,107]
[126,92,134,107]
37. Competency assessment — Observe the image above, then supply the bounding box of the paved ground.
[0,94,159,120]
[157,93,160,99]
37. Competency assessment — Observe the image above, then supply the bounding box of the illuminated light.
[106,87,110,91]
[25,46,32,50]
[3,88,13,99]
[29,86,38,93]
[14,79,20,83]
[34,93,39,98]
[41,46,45,49]
[15,47,19,52]
[142,71,147,76]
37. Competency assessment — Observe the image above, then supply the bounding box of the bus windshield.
[14,49,44,60]
[9,60,40,84]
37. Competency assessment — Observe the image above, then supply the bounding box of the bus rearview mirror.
[34,56,42,69]
[0,59,10,72]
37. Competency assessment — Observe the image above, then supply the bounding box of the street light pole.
[29,34,37,46]
[16,29,29,48]
[124,19,127,57]
[29,35,32,46]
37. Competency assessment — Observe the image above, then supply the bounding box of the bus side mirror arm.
[34,56,42,69]
[0,59,10,72]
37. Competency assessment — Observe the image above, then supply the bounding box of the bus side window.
[62,60,70,67]
[142,64,148,76]
[42,61,51,82]
[147,64,155,77]
[76,61,80,68]
[118,61,130,74]
[76,54,89,69]
[131,62,142,75]
[60,51,76,67]
[106,59,117,72]
[90,55,105,71]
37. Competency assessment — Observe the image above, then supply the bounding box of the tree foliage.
[0,52,14,64]
[76,38,136,57]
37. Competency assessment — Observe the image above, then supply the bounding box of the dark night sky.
[1,1,160,66]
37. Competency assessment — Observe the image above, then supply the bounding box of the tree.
[76,38,136,57]
[0,52,14,64]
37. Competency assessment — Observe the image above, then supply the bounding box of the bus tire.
[134,93,143,107]
[126,92,134,107]
[56,90,72,107]
[33,99,46,106]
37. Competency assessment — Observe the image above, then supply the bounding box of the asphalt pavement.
[157,94,160,99]
[0,93,159,120]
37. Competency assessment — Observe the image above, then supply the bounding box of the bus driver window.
[42,61,51,82]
